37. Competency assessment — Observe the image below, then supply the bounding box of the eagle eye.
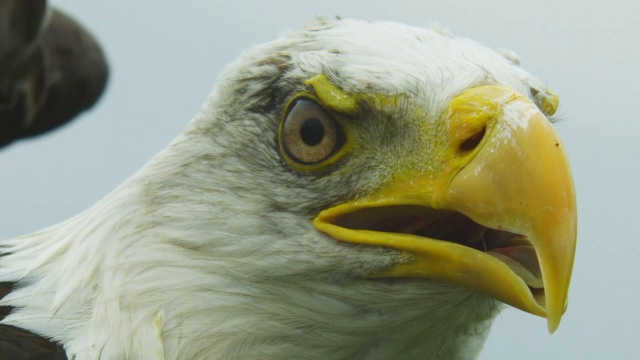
[280,98,345,166]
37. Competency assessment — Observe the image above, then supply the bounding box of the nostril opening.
[459,127,486,152]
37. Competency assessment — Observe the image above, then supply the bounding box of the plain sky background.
[0,0,637,358]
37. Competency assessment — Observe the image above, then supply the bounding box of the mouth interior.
[331,205,544,291]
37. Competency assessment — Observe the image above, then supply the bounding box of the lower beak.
[313,85,577,332]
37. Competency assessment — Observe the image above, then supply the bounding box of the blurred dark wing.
[0,0,108,148]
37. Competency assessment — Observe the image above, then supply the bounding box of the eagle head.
[0,18,576,359]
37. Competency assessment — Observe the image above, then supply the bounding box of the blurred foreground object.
[0,0,108,148]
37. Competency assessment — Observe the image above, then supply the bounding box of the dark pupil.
[300,118,325,146]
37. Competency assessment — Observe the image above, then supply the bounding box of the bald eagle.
[0,18,576,359]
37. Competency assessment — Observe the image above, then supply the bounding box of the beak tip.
[547,318,560,334]
[546,301,565,334]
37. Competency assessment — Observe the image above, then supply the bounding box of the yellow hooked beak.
[313,85,577,333]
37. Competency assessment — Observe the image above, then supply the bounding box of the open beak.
[313,85,577,333]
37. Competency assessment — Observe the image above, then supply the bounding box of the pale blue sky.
[1,0,637,358]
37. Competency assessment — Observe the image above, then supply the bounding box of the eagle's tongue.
[488,246,543,289]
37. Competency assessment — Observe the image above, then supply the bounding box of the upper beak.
[313,85,577,332]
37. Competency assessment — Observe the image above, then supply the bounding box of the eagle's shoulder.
[0,282,67,360]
